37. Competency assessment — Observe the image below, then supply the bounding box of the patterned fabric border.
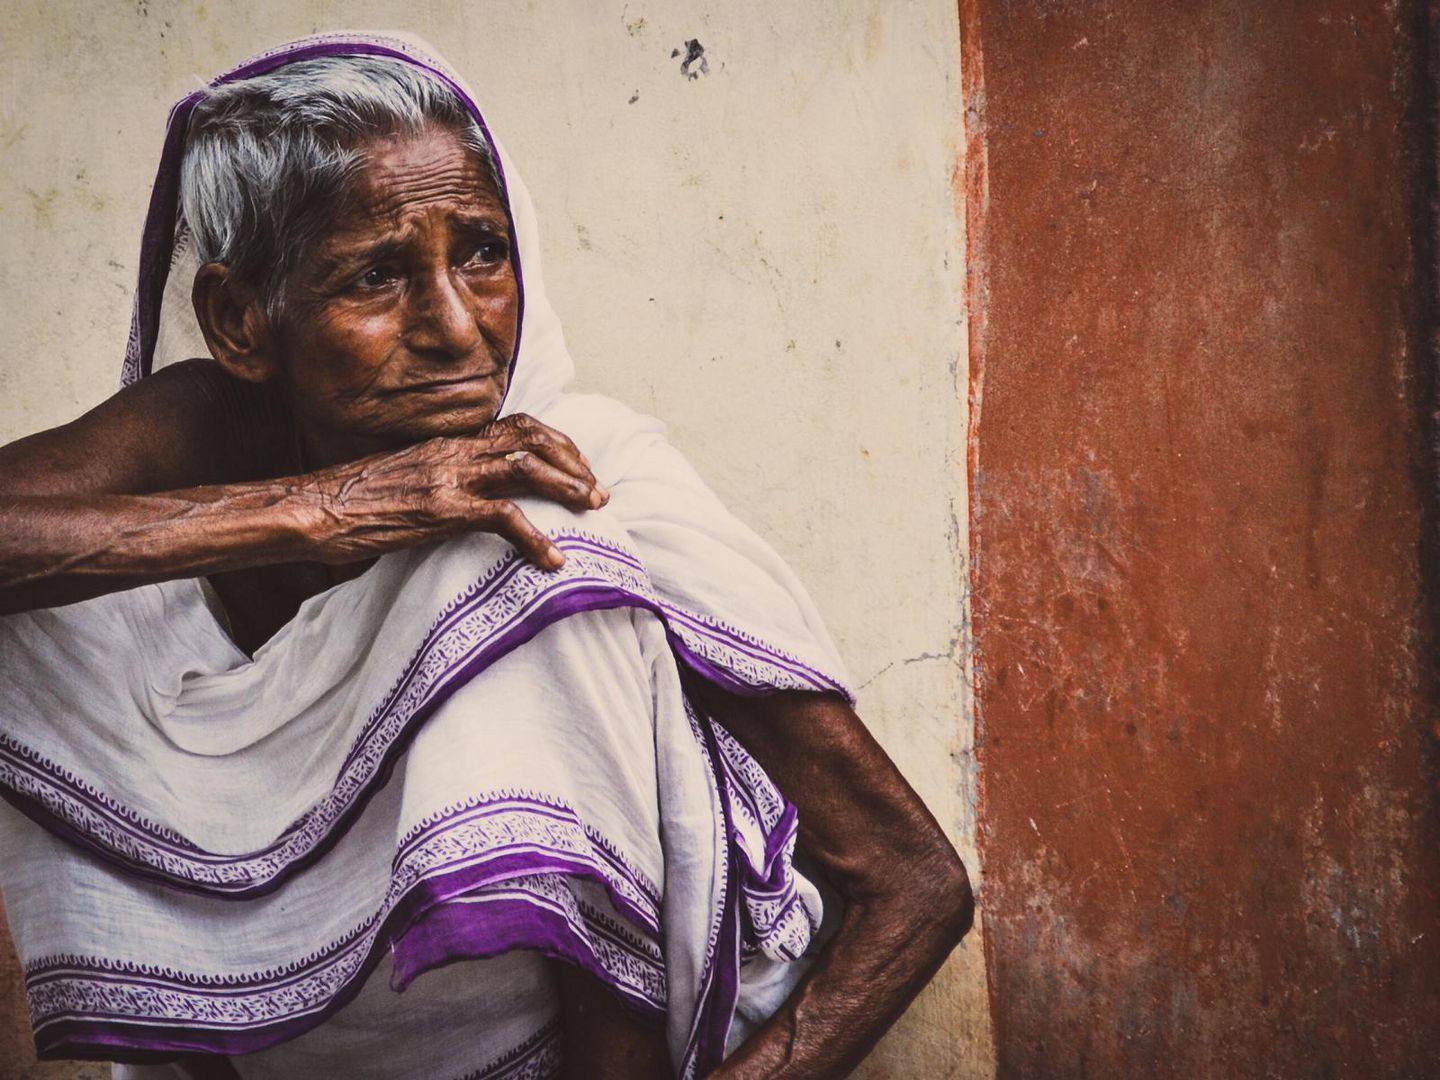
[679,701,739,1080]
[661,602,850,700]
[453,1019,562,1080]
[713,724,818,963]
[393,793,661,934]
[23,793,666,1058]
[392,877,666,1012]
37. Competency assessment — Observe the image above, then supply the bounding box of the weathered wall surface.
[0,1,989,1077]
[965,1,1440,1076]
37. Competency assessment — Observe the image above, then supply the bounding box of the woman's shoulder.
[0,359,291,497]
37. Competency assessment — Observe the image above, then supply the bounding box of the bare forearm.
[713,854,971,1079]
[0,480,332,613]
[0,411,608,616]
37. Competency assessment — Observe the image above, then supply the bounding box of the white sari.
[0,32,850,1080]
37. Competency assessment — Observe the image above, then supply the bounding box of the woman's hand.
[0,361,607,615]
[303,412,607,572]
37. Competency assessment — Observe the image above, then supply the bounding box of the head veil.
[0,32,852,1078]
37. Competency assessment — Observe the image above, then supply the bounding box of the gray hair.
[180,55,498,317]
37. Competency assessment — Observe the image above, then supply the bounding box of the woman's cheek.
[317,313,401,385]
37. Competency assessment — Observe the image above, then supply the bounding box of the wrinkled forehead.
[340,126,506,225]
[211,40,523,265]
[299,128,512,283]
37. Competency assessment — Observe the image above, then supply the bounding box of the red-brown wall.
[965,1,1440,1075]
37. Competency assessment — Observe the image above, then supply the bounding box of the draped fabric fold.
[0,32,850,1080]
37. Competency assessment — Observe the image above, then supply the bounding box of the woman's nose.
[407,270,483,359]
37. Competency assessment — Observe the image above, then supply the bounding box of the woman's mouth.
[394,372,500,394]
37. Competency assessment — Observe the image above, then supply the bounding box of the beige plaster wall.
[0,2,990,1076]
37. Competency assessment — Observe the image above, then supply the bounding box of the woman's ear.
[192,263,280,383]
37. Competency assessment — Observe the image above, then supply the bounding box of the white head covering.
[2,32,852,1079]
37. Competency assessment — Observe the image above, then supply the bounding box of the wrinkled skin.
[242,127,520,460]
[0,126,972,1078]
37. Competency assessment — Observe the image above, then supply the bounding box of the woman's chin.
[398,400,506,440]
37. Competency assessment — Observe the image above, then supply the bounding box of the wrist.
[274,476,347,561]
[279,456,442,564]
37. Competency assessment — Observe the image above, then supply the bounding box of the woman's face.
[273,124,519,465]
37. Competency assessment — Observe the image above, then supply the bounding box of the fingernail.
[589,488,604,509]
[595,483,610,503]
[547,545,564,568]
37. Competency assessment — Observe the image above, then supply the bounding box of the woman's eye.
[466,241,508,267]
[360,266,398,289]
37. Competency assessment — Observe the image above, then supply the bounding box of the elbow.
[914,840,975,947]
[851,828,974,950]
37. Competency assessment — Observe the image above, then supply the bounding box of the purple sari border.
[553,534,645,571]
[750,892,807,962]
[453,1019,562,1080]
[718,749,769,834]
[679,705,744,1079]
[24,794,662,994]
[33,958,380,1060]
[26,933,369,998]
[389,842,662,944]
[0,735,201,852]
[394,795,661,914]
[740,804,801,894]
[389,888,666,1015]
[31,871,655,1061]
[657,602,849,698]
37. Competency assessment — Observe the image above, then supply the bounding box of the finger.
[477,500,565,569]
[509,414,599,492]
[481,415,606,501]
[479,449,604,512]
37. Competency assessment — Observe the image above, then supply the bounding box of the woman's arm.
[0,360,606,614]
[691,685,975,1080]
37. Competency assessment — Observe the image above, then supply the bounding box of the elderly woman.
[0,33,971,1080]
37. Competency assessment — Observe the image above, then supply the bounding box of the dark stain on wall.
[673,39,709,80]
[964,1,1440,1075]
